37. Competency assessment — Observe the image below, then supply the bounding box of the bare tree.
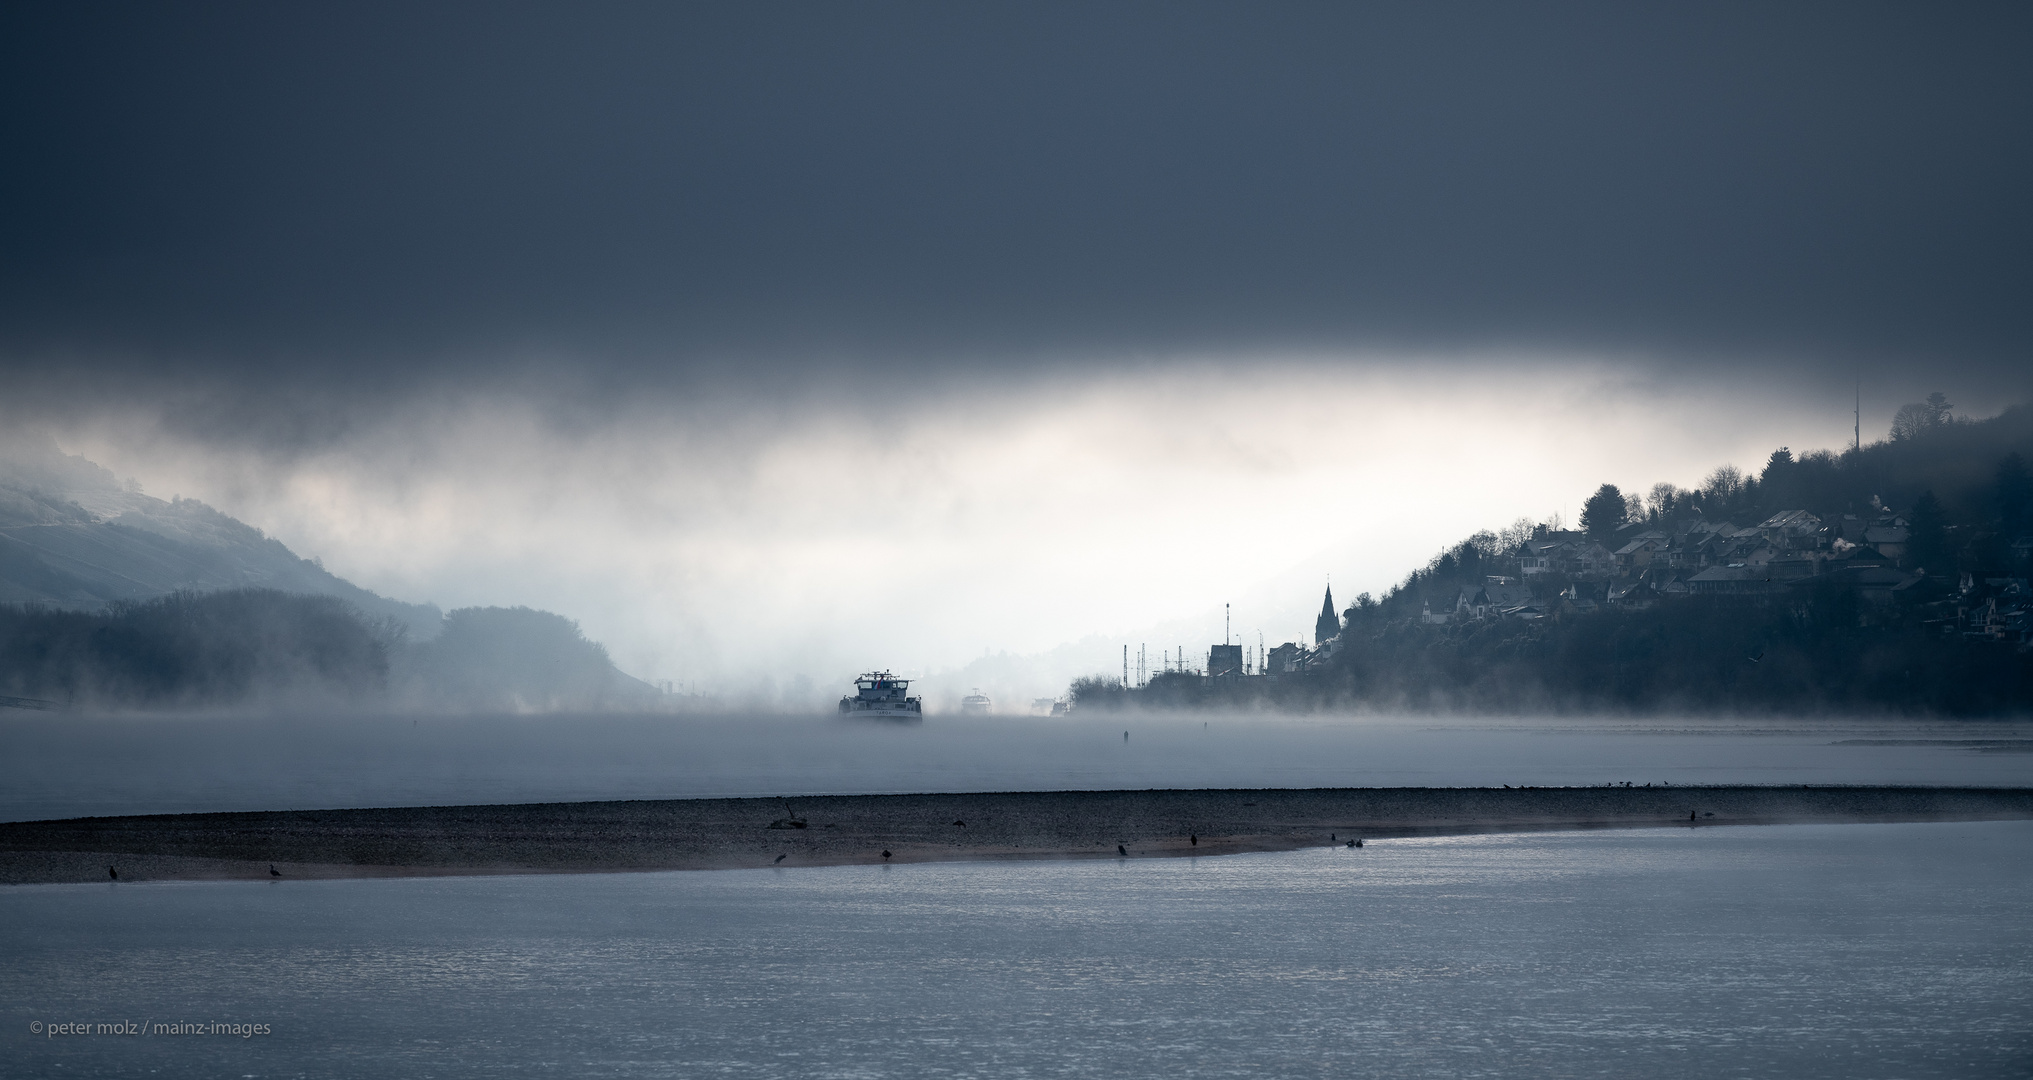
[1702,464,1745,503]
[1646,482,1680,519]
[1890,392,1957,441]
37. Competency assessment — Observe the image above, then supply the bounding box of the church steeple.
[1315,583,1338,645]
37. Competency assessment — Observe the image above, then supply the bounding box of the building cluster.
[1138,502,2029,694]
[1237,507,2033,676]
[1479,508,2026,644]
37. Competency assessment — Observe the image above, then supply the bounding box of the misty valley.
[6,6,2032,1077]
[5,397,2030,719]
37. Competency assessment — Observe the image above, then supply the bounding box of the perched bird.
[269,864,281,878]
[107,866,117,880]
[1690,811,1697,821]
[881,850,892,860]
[774,854,787,864]
[1346,840,1355,848]
[1355,838,1363,847]
[1117,844,1128,856]
[1190,834,1197,846]
[1330,834,1335,841]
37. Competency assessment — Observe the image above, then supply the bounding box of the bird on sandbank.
[269,864,281,878]
[881,850,892,860]
[774,854,787,864]
[1118,844,1128,856]
[107,866,117,880]
[1190,834,1197,846]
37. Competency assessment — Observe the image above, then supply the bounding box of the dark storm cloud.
[2,0,2029,401]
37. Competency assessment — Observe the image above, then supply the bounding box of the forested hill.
[0,591,664,713]
[0,434,440,637]
[1078,397,2033,717]
[0,437,666,713]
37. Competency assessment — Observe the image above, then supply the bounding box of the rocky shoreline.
[3,785,2028,885]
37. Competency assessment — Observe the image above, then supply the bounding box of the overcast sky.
[3,3,2029,700]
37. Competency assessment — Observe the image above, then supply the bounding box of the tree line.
[0,589,661,713]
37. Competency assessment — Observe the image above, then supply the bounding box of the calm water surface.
[4,712,2030,821]
[6,821,2031,1078]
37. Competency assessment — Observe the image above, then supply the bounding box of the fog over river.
[3,712,2027,823]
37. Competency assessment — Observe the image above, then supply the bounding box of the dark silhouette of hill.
[0,590,664,713]
[0,438,665,714]
[0,590,391,710]
[394,606,660,712]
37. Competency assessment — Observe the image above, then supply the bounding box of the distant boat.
[839,671,923,720]
[960,689,992,715]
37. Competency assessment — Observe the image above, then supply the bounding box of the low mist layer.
[2,711,2027,823]
[0,590,661,714]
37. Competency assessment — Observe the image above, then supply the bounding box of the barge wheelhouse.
[839,671,923,720]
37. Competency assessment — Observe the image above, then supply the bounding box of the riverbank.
[2,785,2028,884]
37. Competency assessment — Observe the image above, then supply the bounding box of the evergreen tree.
[1759,448,1797,510]
[1581,484,1628,540]
[1907,490,1948,572]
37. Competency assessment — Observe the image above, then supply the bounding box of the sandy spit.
[2,786,2027,884]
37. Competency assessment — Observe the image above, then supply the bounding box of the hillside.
[1079,398,2033,716]
[0,434,441,637]
[0,436,663,713]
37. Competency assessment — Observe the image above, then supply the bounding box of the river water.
[6,820,2031,1078]
[3,712,2030,821]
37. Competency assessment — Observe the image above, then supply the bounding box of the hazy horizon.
[14,366,2003,708]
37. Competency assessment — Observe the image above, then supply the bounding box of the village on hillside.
[1076,401,2033,714]
[1228,500,2028,688]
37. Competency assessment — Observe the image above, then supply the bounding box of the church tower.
[1314,584,1338,646]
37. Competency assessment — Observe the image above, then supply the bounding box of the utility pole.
[1225,603,1230,645]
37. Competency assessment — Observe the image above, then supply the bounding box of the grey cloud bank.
[2,1,2029,413]
[3,3,2029,705]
